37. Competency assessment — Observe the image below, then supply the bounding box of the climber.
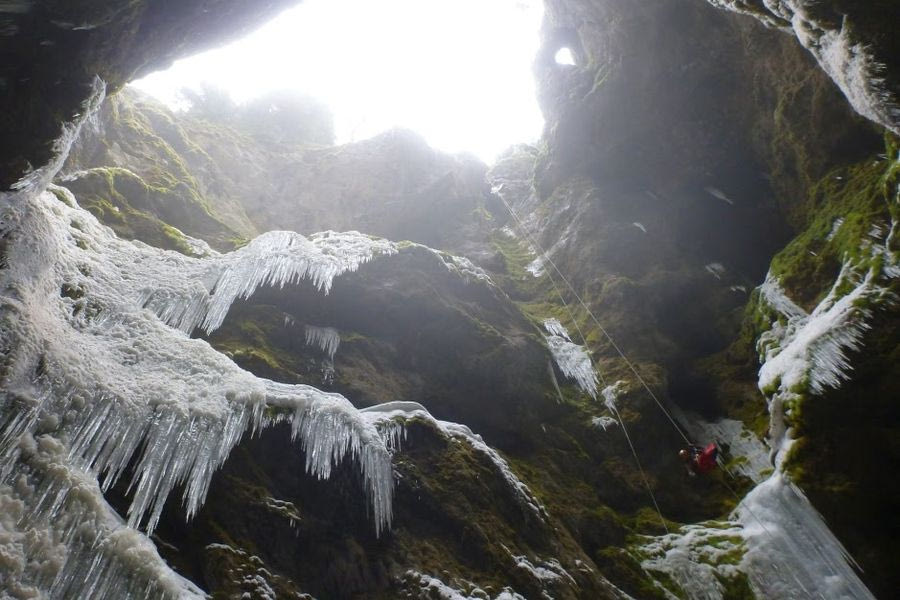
[679,442,719,476]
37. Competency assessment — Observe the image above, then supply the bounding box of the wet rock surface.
[3,0,899,597]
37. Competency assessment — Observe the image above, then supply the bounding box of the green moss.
[716,572,755,600]
[593,547,671,599]
[60,166,234,256]
[769,141,897,308]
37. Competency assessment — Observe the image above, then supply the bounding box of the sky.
[131,0,546,163]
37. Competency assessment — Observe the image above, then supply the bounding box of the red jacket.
[694,443,718,473]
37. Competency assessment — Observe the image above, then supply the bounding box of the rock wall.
[2,0,899,597]
[1,0,302,189]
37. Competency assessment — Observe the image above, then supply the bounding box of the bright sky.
[130,0,546,163]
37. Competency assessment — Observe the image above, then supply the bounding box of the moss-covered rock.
[59,166,233,255]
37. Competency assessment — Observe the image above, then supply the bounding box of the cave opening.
[553,47,576,66]
[131,0,546,163]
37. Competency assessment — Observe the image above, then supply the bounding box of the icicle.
[304,325,340,359]
[360,402,547,520]
[591,416,618,431]
[704,262,726,280]
[138,229,398,335]
[0,182,400,597]
[543,319,598,399]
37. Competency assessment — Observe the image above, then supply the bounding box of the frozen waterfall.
[0,80,439,599]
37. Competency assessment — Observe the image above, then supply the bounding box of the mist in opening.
[131,0,546,163]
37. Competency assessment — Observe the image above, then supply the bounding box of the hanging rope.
[496,191,691,444]
[498,192,669,533]
[497,188,837,596]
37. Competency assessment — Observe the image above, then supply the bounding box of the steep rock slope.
[1,0,899,598]
[525,0,898,595]
[63,89,495,255]
[0,0,303,189]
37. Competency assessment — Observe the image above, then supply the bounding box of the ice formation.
[601,381,627,414]
[360,402,547,520]
[826,217,845,241]
[704,186,734,205]
[591,416,618,431]
[304,325,341,359]
[704,262,726,280]
[703,209,895,598]
[654,152,897,598]
[543,318,598,398]
[707,0,899,135]
[0,82,409,598]
[735,473,873,599]
[429,248,494,284]
[510,553,575,586]
[139,227,397,336]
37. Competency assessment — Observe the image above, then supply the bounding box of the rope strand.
[498,192,669,533]
[496,191,692,445]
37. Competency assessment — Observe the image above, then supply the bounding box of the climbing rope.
[499,193,670,533]
[498,190,823,595]
[496,192,693,446]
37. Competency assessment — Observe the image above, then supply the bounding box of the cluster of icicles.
[0,80,516,599]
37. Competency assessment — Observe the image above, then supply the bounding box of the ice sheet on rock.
[757,272,807,321]
[735,473,874,599]
[542,317,570,340]
[543,319,598,399]
[361,402,547,520]
[204,544,316,599]
[525,233,570,280]
[695,419,769,483]
[826,217,845,241]
[510,553,576,586]
[304,325,340,359]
